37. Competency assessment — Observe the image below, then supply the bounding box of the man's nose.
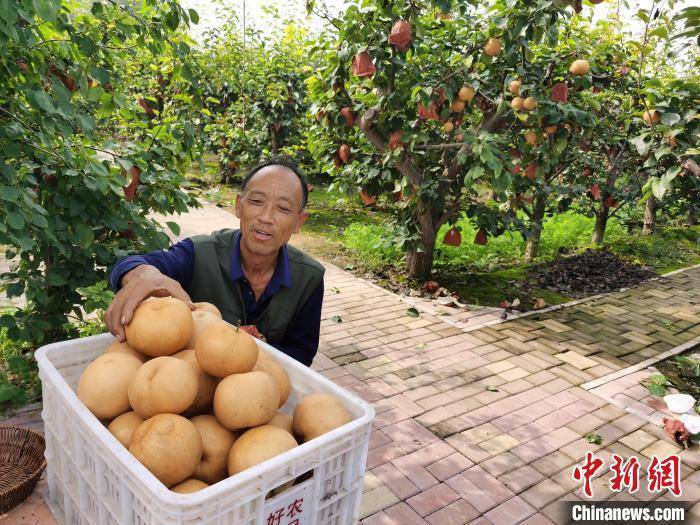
[258,203,274,223]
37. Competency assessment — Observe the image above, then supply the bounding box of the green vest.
[188,229,324,345]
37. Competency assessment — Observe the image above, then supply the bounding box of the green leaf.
[329,315,342,323]
[6,211,24,229]
[77,114,96,132]
[74,223,94,248]
[0,186,19,201]
[166,221,181,236]
[585,433,602,445]
[406,307,420,318]
[661,113,681,126]
[188,8,199,24]
[32,0,57,22]
[415,343,427,350]
[32,90,55,113]
[651,177,669,200]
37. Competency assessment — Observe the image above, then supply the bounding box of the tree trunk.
[270,127,279,154]
[688,208,697,227]
[643,196,656,235]
[219,159,230,185]
[591,204,610,245]
[405,204,436,279]
[524,195,547,261]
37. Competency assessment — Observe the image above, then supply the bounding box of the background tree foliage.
[198,13,316,183]
[0,0,204,346]
[305,0,698,277]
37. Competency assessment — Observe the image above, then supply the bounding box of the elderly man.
[106,157,325,366]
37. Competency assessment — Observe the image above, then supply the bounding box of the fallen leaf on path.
[533,298,546,310]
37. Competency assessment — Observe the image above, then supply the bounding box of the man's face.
[235,165,308,258]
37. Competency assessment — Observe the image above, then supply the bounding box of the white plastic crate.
[35,333,374,525]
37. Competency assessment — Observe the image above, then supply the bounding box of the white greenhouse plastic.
[35,333,374,525]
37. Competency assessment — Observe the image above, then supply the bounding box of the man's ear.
[293,211,309,234]
[235,193,242,219]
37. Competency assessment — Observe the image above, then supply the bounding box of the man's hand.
[105,265,196,343]
[239,325,266,342]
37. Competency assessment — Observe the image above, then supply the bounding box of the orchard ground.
[2,197,700,524]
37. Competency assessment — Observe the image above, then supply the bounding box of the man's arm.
[109,239,196,292]
[274,280,324,367]
[105,239,197,342]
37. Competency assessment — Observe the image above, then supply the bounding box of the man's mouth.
[253,228,273,241]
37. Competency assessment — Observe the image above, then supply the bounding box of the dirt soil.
[530,249,658,298]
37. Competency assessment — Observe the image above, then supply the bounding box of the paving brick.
[520,479,568,509]
[531,451,576,477]
[566,413,605,435]
[426,453,473,481]
[406,483,460,516]
[619,429,658,452]
[491,412,531,433]
[446,466,515,513]
[460,423,502,444]
[641,439,682,459]
[483,496,536,524]
[384,502,430,525]
[499,464,546,493]
[445,434,492,464]
[485,359,516,374]
[509,421,551,443]
[554,351,599,370]
[425,498,480,525]
[511,439,558,463]
[372,463,421,500]
[374,408,412,429]
[365,471,384,492]
[362,511,393,525]
[520,513,556,525]
[498,367,530,382]
[479,434,520,456]
[540,427,581,449]
[591,404,628,422]
[480,452,526,477]
[611,413,647,434]
[368,442,406,469]
[383,419,440,453]
[361,486,401,519]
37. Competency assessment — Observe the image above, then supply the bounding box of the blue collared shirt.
[109,235,323,366]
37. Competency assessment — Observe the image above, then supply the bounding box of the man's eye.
[249,199,262,205]
[278,206,291,213]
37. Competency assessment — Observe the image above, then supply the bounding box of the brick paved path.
[315,265,700,524]
[2,200,699,524]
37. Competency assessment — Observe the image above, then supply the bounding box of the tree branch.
[414,142,468,150]
[359,108,423,186]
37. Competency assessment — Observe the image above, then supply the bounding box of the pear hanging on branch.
[443,227,461,246]
[352,51,376,78]
[388,20,412,51]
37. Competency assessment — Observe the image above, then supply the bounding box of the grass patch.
[603,226,700,274]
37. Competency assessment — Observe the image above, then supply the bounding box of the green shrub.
[0,322,39,414]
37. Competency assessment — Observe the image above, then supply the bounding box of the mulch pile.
[530,249,658,298]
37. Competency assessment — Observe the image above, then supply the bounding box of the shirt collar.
[231,231,292,290]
